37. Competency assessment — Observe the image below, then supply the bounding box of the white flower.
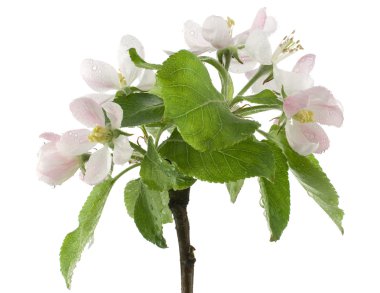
[57,98,133,185]
[81,35,155,93]
[37,133,81,185]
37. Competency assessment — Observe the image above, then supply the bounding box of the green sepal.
[128,48,162,70]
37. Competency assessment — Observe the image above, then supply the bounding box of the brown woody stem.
[169,188,195,293]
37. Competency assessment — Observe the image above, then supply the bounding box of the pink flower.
[81,35,155,93]
[57,98,133,185]
[283,86,344,155]
[37,133,81,186]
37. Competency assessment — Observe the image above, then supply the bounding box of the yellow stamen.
[118,72,127,88]
[293,109,315,123]
[227,17,235,28]
[88,126,113,143]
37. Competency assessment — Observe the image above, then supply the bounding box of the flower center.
[293,109,315,123]
[272,31,303,63]
[88,126,113,143]
[118,72,127,88]
[227,17,235,29]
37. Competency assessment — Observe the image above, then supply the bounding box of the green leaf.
[132,179,170,248]
[140,137,195,191]
[270,126,344,233]
[199,56,234,100]
[60,179,114,289]
[258,141,290,241]
[128,48,162,70]
[124,178,172,225]
[114,92,164,127]
[233,105,282,116]
[153,50,260,152]
[235,89,283,106]
[159,130,274,183]
[226,180,244,203]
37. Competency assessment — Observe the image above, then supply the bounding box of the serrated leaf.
[133,180,169,248]
[140,137,195,191]
[226,179,244,203]
[153,50,260,152]
[114,92,164,127]
[258,141,290,241]
[60,179,114,289]
[159,130,274,183]
[271,126,344,233]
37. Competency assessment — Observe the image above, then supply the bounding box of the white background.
[1,0,379,292]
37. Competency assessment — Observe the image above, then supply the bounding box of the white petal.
[39,132,60,142]
[102,102,123,129]
[84,93,114,105]
[251,8,267,30]
[184,20,212,52]
[245,30,272,65]
[202,16,232,49]
[292,54,316,74]
[246,70,279,93]
[118,35,144,85]
[113,135,133,165]
[137,70,156,91]
[285,121,319,156]
[37,142,80,185]
[57,129,95,156]
[263,16,277,34]
[83,147,112,185]
[229,49,258,73]
[274,66,314,96]
[81,59,120,92]
[70,97,105,128]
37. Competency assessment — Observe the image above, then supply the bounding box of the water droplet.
[259,197,264,208]
[92,65,98,71]
[88,236,95,249]
[190,31,195,36]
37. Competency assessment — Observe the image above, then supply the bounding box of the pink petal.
[37,142,80,185]
[57,129,95,156]
[306,87,344,127]
[113,135,133,165]
[184,20,212,53]
[299,122,330,154]
[245,30,272,65]
[283,92,310,118]
[83,147,112,185]
[84,93,114,105]
[102,102,123,129]
[39,132,60,142]
[70,97,105,128]
[202,16,232,49]
[274,66,314,96]
[137,70,156,91]
[285,121,320,156]
[118,35,144,85]
[251,8,267,31]
[292,54,316,74]
[81,59,120,92]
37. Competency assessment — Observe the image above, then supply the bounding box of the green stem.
[112,163,141,182]
[130,142,146,155]
[235,64,273,98]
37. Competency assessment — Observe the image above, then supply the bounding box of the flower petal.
[285,121,320,156]
[83,147,112,185]
[37,142,80,185]
[118,35,144,85]
[102,102,123,129]
[306,87,344,127]
[39,132,60,142]
[251,7,267,31]
[292,54,316,74]
[246,69,279,93]
[263,16,277,34]
[274,66,314,96]
[283,91,310,118]
[113,135,133,165]
[202,16,232,49]
[70,97,105,128]
[184,20,212,53]
[84,93,114,105]
[299,122,330,154]
[245,30,272,65]
[229,49,258,73]
[57,129,95,156]
[137,70,156,91]
[81,59,120,92]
